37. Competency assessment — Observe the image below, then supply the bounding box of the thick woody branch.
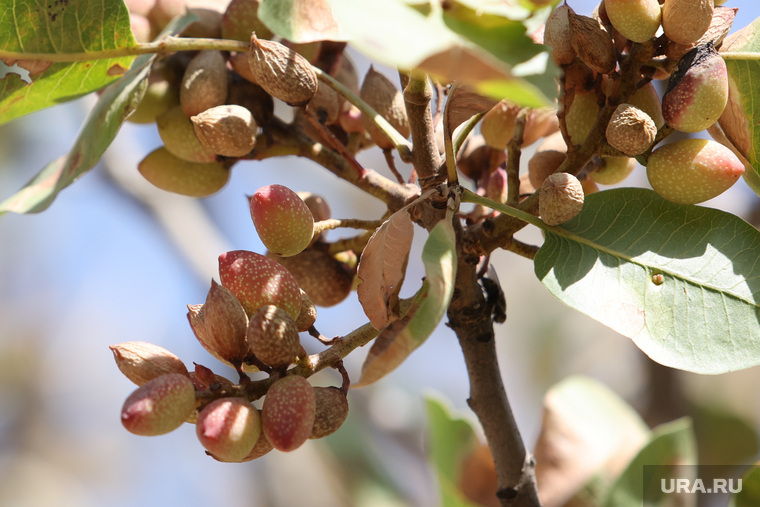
[447,228,540,506]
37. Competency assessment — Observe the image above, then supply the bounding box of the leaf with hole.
[534,188,760,374]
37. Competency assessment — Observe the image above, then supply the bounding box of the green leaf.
[0,13,197,215]
[356,218,457,386]
[424,395,482,507]
[534,188,760,374]
[326,0,556,107]
[257,0,345,43]
[603,418,697,507]
[0,0,137,125]
[729,464,760,507]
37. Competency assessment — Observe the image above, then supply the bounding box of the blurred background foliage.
[1,0,760,506]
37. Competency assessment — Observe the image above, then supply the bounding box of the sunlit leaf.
[0,0,136,125]
[357,209,414,330]
[604,418,696,507]
[326,0,555,107]
[424,395,482,507]
[534,188,760,374]
[258,0,344,43]
[0,13,197,215]
[356,218,457,386]
[534,376,650,506]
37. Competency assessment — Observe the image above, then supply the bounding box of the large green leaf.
[257,0,344,43]
[0,0,137,125]
[424,395,482,507]
[325,0,556,107]
[534,188,760,374]
[356,218,457,386]
[0,13,196,215]
[603,418,697,507]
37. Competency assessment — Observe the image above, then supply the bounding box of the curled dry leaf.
[444,84,498,135]
[357,209,414,329]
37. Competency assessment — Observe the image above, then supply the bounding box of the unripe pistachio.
[248,33,318,107]
[485,167,509,205]
[250,184,315,257]
[539,173,585,226]
[544,4,575,66]
[568,10,617,74]
[187,280,250,369]
[605,0,661,43]
[138,147,229,197]
[191,105,257,158]
[180,51,228,118]
[566,90,600,145]
[646,138,744,204]
[110,341,188,386]
[121,373,196,436]
[662,44,728,133]
[457,135,505,182]
[310,387,349,439]
[360,66,410,149]
[665,6,737,63]
[197,398,261,462]
[157,106,217,163]
[662,0,713,45]
[218,250,302,319]
[182,8,223,39]
[588,156,637,185]
[128,77,178,124]
[238,430,274,461]
[247,305,301,369]
[606,103,657,156]
[262,375,316,452]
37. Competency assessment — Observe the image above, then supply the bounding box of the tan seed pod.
[157,106,217,163]
[295,289,317,332]
[306,84,340,125]
[539,173,585,226]
[270,248,354,307]
[568,11,617,75]
[191,104,257,158]
[182,7,223,39]
[529,149,567,189]
[248,33,318,107]
[480,100,520,149]
[310,387,349,439]
[180,50,228,118]
[606,103,657,156]
[247,305,301,369]
[110,341,188,386]
[360,66,411,150]
[665,5,736,62]
[663,0,713,46]
[523,107,560,146]
[544,4,575,66]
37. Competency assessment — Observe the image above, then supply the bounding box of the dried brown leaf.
[357,210,414,329]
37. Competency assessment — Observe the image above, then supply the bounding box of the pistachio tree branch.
[0,37,249,62]
[313,218,385,235]
[250,117,418,211]
[313,67,413,160]
[403,72,441,183]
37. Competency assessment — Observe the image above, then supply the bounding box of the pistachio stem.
[313,218,384,235]
[313,67,413,161]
